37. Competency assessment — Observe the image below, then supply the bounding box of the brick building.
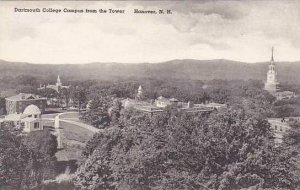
[5,93,47,114]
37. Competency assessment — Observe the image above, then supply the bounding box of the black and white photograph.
[1,0,300,189]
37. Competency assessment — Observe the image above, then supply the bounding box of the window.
[274,125,277,130]
[34,122,39,129]
[280,126,282,131]
[34,115,37,118]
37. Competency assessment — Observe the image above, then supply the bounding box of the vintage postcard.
[0,1,300,190]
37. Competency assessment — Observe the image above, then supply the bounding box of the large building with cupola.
[38,75,69,93]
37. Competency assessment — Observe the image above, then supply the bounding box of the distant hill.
[0,59,300,82]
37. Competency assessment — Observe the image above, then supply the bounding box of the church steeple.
[56,75,62,87]
[57,75,61,84]
[271,47,274,64]
[269,47,276,72]
[136,85,143,100]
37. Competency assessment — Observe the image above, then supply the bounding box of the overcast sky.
[1,1,300,64]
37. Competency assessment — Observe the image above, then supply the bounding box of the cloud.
[0,1,300,64]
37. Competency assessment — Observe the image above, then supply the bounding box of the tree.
[60,87,70,108]
[110,98,122,126]
[74,105,298,190]
[283,120,300,187]
[37,88,58,107]
[23,129,58,180]
[0,96,6,115]
[283,120,300,146]
[13,75,39,87]
[74,128,123,190]
[23,129,57,157]
[0,123,44,190]
[80,97,112,128]
[71,86,87,113]
[16,85,38,94]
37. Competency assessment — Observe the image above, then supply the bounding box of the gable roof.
[5,113,26,121]
[5,93,46,101]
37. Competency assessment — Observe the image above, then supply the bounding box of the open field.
[60,121,94,143]
[55,120,95,162]
[59,112,79,120]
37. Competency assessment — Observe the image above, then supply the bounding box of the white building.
[137,85,143,99]
[155,96,174,108]
[264,47,280,94]
[22,104,43,133]
[264,47,296,100]
[38,75,69,93]
[3,104,44,133]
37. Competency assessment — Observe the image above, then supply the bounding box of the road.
[42,111,101,133]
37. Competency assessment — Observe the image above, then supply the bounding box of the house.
[5,93,47,114]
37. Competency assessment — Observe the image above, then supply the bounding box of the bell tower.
[264,47,279,94]
[56,75,62,87]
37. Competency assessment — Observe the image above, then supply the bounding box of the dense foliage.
[79,79,276,128]
[74,104,298,189]
[1,74,300,189]
[273,97,300,117]
[0,125,58,190]
[80,96,122,129]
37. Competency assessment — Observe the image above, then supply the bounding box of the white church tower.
[264,47,279,94]
[136,85,143,100]
[56,75,62,88]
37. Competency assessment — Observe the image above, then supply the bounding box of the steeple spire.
[137,85,143,99]
[56,75,62,88]
[271,47,274,63]
[57,75,61,84]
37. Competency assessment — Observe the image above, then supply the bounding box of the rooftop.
[6,93,46,101]
[23,104,41,115]
[22,117,39,122]
[5,113,26,121]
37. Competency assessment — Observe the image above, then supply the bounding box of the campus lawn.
[55,121,94,162]
[60,121,94,143]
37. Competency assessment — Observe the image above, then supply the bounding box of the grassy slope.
[55,121,94,161]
